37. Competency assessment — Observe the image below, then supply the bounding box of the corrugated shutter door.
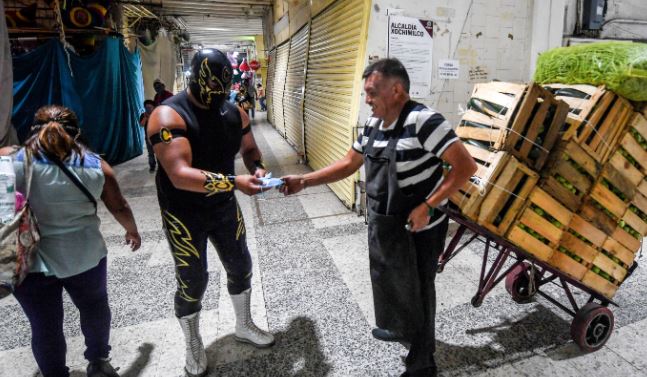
[283,24,310,154]
[271,42,290,135]
[304,0,369,207]
[266,49,277,124]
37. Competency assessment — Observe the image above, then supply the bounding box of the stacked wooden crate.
[451,81,643,299]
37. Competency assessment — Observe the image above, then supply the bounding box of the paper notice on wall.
[387,15,433,98]
[438,59,459,80]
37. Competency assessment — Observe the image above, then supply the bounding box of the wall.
[529,0,566,77]
[600,0,647,39]
[266,0,338,49]
[361,0,535,126]
[563,0,647,40]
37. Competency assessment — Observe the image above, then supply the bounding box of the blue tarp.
[12,37,144,165]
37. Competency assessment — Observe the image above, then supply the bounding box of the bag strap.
[48,153,98,211]
[23,149,34,198]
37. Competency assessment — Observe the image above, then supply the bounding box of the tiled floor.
[2,113,647,376]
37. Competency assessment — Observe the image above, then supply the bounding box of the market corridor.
[2,114,647,377]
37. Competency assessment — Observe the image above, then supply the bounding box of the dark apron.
[364,101,424,339]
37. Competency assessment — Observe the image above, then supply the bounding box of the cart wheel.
[470,296,482,308]
[505,262,538,304]
[570,303,614,352]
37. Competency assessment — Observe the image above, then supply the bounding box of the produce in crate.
[534,41,647,101]
[540,139,599,211]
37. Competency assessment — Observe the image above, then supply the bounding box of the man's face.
[145,103,155,114]
[363,72,397,119]
[154,82,164,94]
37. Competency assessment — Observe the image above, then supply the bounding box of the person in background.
[229,87,239,104]
[237,86,253,118]
[1,105,141,377]
[280,58,476,377]
[256,83,266,111]
[246,79,256,119]
[139,99,157,173]
[153,79,174,106]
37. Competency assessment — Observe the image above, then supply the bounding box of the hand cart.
[437,205,638,352]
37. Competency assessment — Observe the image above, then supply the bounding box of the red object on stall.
[239,58,250,72]
[249,59,260,71]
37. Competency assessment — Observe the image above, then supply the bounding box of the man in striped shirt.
[281,58,476,377]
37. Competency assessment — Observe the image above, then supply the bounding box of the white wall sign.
[438,59,459,80]
[387,15,434,98]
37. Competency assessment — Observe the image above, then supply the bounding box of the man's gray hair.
[362,58,410,93]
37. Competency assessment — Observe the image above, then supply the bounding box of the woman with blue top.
[1,105,141,377]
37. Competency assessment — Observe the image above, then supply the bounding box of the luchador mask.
[189,49,233,109]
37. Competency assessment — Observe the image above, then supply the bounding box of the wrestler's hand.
[235,174,263,196]
[279,175,305,195]
[254,168,267,178]
[126,231,141,251]
[407,203,431,232]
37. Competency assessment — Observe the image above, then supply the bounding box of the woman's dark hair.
[362,58,410,93]
[144,99,155,107]
[26,105,85,162]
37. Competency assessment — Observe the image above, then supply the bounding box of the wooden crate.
[470,81,527,123]
[476,157,539,236]
[578,198,641,252]
[456,82,528,149]
[589,162,634,219]
[602,237,636,268]
[622,196,647,238]
[574,91,633,163]
[449,145,509,220]
[543,84,606,137]
[505,84,569,171]
[592,252,628,283]
[540,139,599,211]
[633,114,647,196]
[549,249,589,280]
[579,197,642,252]
[615,113,647,178]
[506,187,572,262]
[638,178,647,199]
[549,213,606,280]
[581,270,620,299]
[456,110,508,150]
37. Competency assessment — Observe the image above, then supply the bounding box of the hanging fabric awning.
[12,37,144,165]
[138,32,178,100]
[0,0,18,147]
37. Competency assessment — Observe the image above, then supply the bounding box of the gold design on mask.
[198,58,226,105]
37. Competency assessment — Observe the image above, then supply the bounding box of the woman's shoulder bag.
[0,149,40,298]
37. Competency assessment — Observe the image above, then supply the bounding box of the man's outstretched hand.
[279,175,305,195]
[235,174,263,196]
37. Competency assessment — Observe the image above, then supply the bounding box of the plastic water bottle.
[0,156,16,223]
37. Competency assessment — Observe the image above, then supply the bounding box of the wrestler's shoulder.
[149,105,186,131]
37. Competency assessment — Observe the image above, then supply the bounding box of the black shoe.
[371,328,406,342]
[400,366,438,377]
[87,358,120,377]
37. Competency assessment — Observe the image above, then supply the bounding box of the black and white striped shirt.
[353,104,459,229]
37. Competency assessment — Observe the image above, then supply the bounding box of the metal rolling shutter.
[271,42,290,135]
[283,24,310,154]
[303,0,369,207]
[265,48,277,124]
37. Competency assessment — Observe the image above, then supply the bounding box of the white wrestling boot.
[230,288,275,348]
[177,312,208,377]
